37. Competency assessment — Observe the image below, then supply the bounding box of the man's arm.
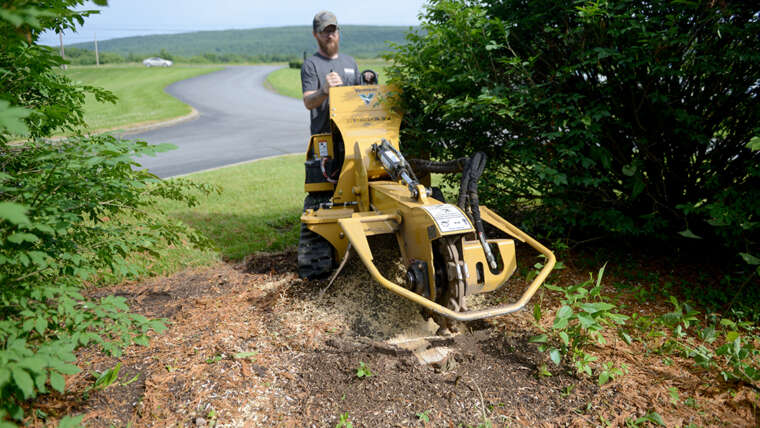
[302,71,343,110]
[303,88,328,110]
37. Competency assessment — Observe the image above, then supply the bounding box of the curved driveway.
[125,66,309,178]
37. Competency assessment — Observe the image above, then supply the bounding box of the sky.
[39,0,430,46]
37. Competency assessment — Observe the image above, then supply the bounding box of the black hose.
[409,153,487,226]
[410,152,498,270]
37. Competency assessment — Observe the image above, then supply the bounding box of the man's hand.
[323,71,343,94]
[362,70,377,84]
[305,71,344,110]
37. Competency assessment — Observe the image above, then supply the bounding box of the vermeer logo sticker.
[358,93,376,105]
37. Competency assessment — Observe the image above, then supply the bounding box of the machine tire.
[298,192,335,279]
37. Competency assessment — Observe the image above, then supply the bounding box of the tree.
[387,0,760,254]
[1,1,214,423]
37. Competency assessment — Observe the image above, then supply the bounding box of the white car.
[142,57,173,67]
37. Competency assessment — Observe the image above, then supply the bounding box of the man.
[301,11,361,135]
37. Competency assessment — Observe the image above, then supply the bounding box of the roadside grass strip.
[65,65,223,132]
[266,59,390,99]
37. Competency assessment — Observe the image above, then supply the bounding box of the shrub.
[386,0,760,254]
[1,1,217,423]
[0,137,215,422]
[289,60,303,69]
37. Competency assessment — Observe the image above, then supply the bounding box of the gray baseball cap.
[313,11,338,33]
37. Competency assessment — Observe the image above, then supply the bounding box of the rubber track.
[297,192,334,279]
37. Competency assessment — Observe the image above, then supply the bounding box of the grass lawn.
[65,64,223,131]
[163,155,304,260]
[103,155,305,284]
[266,59,390,99]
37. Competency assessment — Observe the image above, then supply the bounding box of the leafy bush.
[289,60,303,69]
[0,136,216,423]
[1,1,218,424]
[387,0,760,254]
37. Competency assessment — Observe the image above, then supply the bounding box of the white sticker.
[421,204,473,233]
[344,68,355,75]
[318,141,329,158]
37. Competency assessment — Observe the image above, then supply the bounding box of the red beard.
[318,37,339,57]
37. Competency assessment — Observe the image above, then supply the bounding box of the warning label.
[421,204,473,234]
[318,141,328,158]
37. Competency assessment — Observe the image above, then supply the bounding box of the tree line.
[65,25,411,63]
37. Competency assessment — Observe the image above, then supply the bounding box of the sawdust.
[24,245,760,427]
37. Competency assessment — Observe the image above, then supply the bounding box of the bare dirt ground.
[29,240,759,427]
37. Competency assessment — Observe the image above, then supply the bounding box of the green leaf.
[595,263,607,289]
[133,335,150,346]
[18,356,46,373]
[0,202,30,225]
[747,136,760,151]
[533,301,542,322]
[7,232,40,244]
[549,348,562,365]
[35,317,48,335]
[635,411,665,426]
[558,331,570,346]
[233,351,259,359]
[58,414,85,428]
[93,363,121,390]
[50,371,65,393]
[739,253,760,266]
[11,367,35,399]
[529,334,547,343]
[553,316,569,330]
[0,99,30,135]
[356,361,373,378]
[579,302,615,314]
[725,331,739,343]
[606,313,629,324]
[598,372,610,385]
[678,229,702,239]
[51,363,80,376]
[555,305,573,321]
[0,368,10,388]
[577,312,596,329]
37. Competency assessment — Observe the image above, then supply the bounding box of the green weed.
[530,264,629,381]
[356,361,373,378]
[205,354,223,364]
[624,410,665,427]
[336,412,353,428]
[90,363,122,391]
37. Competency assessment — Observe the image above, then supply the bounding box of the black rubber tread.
[298,192,335,279]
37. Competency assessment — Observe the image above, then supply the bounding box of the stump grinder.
[298,84,555,326]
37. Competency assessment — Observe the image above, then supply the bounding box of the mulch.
[25,245,760,427]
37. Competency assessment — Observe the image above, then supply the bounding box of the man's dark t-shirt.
[301,52,360,135]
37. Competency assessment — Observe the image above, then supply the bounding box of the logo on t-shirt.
[344,68,355,76]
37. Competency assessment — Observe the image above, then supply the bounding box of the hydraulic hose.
[409,153,498,271]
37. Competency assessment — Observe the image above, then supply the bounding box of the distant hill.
[70,25,413,59]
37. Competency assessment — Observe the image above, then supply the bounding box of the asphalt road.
[125,65,309,178]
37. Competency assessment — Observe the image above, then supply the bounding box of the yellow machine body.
[301,85,555,322]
